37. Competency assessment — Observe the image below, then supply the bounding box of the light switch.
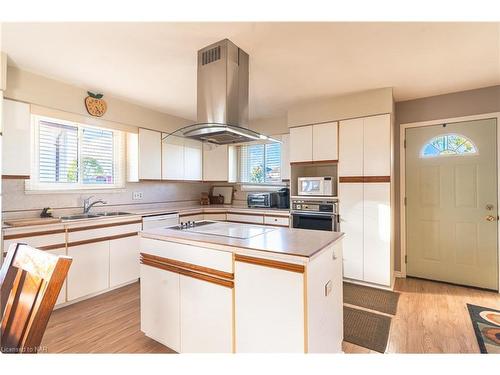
[325,280,332,296]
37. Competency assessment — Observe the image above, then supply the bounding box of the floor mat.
[467,303,500,354]
[343,306,392,353]
[343,282,400,315]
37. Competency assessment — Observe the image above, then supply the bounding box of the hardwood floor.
[41,277,500,354]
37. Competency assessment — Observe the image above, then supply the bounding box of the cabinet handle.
[332,249,337,260]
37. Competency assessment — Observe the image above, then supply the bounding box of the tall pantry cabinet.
[338,114,392,287]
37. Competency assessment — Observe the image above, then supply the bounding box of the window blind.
[239,143,281,184]
[39,121,78,183]
[81,127,115,184]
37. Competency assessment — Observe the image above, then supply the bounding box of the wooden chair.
[1,243,72,353]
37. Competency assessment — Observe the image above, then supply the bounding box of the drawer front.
[226,213,264,224]
[264,216,290,227]
[141,237,233,274]
[203,213,226,221]
[68,222,141,243]
[4,232,66,253]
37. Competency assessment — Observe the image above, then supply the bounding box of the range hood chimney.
[177,39,279,145]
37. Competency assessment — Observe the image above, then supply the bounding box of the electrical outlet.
[133,191,143,200]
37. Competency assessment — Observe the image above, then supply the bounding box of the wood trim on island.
[234,254,305,274]
[141,256,234,289]
[339,176,390,183]
[141,252,234,280]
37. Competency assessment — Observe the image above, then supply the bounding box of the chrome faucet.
[83,196,107,214]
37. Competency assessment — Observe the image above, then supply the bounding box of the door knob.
[485,215,496,222]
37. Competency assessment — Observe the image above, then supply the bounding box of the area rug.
[343,306,391,353]
[343,282,400,315]
[467,303,500,354]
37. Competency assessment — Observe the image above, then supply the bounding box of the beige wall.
[394,85,500,272]
[287,87,394,127]
[249,116,288,135]
[4,66,191,133]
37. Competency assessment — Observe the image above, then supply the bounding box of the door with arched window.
[405,118,498,290]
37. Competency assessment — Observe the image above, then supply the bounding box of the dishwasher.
[142,213,180,230]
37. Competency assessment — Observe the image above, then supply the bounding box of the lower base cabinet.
[180,275,233,353]
[110,235,140,287]
[140,264,180,352]
[67,241,110,301]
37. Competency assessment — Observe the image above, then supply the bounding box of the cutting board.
[211,186,234,205]
[4,217,62,227]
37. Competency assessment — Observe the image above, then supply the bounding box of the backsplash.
[1,179,211,219]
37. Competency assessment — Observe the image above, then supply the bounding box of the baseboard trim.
[394,271,406,278]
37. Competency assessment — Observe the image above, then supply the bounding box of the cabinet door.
[67,241,110,301]
[3,99,31,177]
[235,261,304,353]
[180,275,233,353]
[162,134,184,180]
[338,183,364,280]
[46,248,67,306]
[138,128,161,180]
[203,143,228,181]
[179,214,204,222]
[363,183,391,286]
[338,118,364,176]
[312,122,338,161]
[289,126,313,163]
[363,114,391,176]
[140,264,180,352]
[183,138,202,181]
[109,235,140,287]
[280,133,291,180]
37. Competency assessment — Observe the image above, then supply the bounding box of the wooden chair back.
[1,243,72,353]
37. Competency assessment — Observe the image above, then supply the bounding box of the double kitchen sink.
[59,212,132,221]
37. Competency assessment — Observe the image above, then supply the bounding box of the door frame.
[399,112,500,292]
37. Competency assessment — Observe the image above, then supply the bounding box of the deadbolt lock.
[486,204,494,211]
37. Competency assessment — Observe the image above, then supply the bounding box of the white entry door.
[405,118,498,290]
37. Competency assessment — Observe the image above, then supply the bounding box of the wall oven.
[291,198,340,232]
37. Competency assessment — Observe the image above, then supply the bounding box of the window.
[239,143,282,184]
[421,134,477,158]
[30,116,124,190]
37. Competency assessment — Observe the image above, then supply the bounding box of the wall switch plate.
[324,280,333,297]
[133,191,143,200]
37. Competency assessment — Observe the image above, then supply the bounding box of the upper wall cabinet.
[289,122,338,163]
[138,128,162,180]
[338,114,390,177]
[162,135,203,181]
[2,99,31,178]
[203,143,228,182]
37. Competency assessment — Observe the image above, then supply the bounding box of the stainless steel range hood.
[170,39,279,145]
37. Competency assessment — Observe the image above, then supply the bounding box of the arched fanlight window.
[421,133,477,157]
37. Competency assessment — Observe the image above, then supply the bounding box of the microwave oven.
[297,176,335,196]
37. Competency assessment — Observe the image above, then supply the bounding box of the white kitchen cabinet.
[264,216,290,227]
[67,240,110,301]
[179,214,204,222]
[162,134,184,180]
[2,99,31,177]
[289,126,313,163]
[139,128,162,180]
[180,275,233,353]
[339,183,364,280]
[280,133,291,180]
[226,213,264,224]
[109,235,140,287]
[312,122,338,161]
[47,248,67,306]
[183,138,203,180]
[363,114,391,176]
[140,264,180,352]
[203,143,228,181]
[363,183,391,285]
[235,260,304,353]
[203,213,227,221]
[338,117,364,176]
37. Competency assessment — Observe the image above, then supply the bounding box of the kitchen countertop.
[140,223,343,259]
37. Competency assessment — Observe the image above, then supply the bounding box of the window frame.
[238,141,284,186]
[27,115,125,192]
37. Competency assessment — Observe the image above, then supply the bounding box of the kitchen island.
[139,221,344,353]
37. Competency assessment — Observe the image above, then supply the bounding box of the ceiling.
[2,22,499,121]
